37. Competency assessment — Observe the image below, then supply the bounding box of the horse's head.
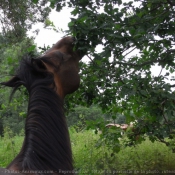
[42,36,82,98]
[1,36,83,99]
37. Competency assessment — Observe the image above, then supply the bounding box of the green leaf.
[32,0,39,4]
[68,21,74,27]
[1,104,6,109]
[7,57,13,64]
[113,145,120,153]
[27,45,36,52]
[6,143,11,151]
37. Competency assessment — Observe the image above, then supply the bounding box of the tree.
[42,0,175,148]
[0,1,53,136]
[0,38,37,136]
[66,105,105,131]
[0,0,51,44]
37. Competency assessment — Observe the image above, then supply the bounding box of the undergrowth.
[0,127,175,175]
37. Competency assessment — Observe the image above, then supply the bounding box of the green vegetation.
[52,0,175,148]
[0,127,24,167]
[1,128,175,175]
[0,0,175,171]
[0,38,37,136]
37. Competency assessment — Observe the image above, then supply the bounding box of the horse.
[0,36,83,175]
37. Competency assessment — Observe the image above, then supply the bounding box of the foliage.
[168,133,175,152]
[1,129,175,174]
[0,38,37,75]
[67,105,126,133]
[0,0,52,44]
[41,0,175,149]
[67,105,105,131]
[0,38,38,136]
[0,0,175,153]
[0,127,24,167]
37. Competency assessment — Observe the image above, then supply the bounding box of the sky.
[28,7,72,48]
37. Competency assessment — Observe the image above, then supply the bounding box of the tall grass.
[0,127,24,167]
[0,127,175,175]
[70,128,175,175]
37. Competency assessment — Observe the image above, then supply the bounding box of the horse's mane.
[3,54,58,97]
[3,55,73,174]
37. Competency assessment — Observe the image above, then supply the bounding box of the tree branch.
[87,54,94,63]
[158,138,170,146]
[114,59,158,67]
[167,0,175,6]
[123,46,137,58]
[115,49,175,68]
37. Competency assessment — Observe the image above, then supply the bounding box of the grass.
[0,127,175,175]
[0,131,23,167]
[70,129,175,175]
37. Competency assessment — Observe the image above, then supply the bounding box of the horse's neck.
[7,87,73,173]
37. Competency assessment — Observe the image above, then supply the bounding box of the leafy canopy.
[48,0,175,147]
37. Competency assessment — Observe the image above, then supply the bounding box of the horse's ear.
[1,76,20,87]
[32,58,47,71]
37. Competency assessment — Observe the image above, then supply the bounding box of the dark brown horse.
[0,36,83,175]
